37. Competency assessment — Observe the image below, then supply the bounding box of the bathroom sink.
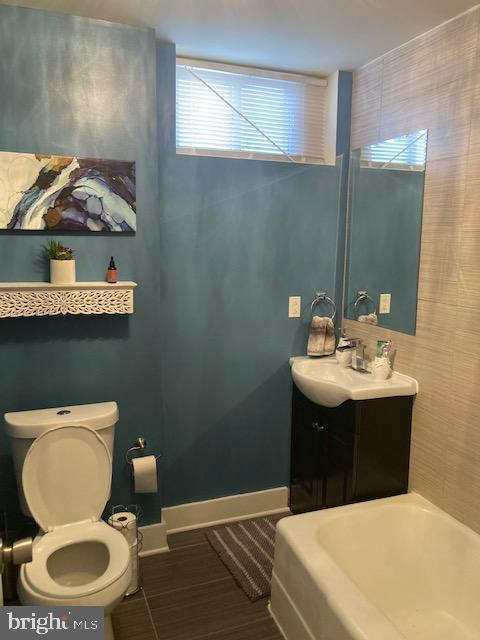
[290,356,418,407]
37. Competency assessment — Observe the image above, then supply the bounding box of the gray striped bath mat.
[205,513,289,601]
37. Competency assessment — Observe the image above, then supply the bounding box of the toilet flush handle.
[0,537,33,573]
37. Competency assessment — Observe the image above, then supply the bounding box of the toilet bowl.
[14,421,131,640]
[18,523,131,640]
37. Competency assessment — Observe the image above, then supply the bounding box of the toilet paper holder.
[125,437,161,467]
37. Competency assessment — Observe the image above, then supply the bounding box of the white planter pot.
[50,259,76,285]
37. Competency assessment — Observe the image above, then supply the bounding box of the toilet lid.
[22,425,112,532]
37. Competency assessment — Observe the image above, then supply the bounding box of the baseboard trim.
[138,520,169,557]
[163,486,289,534]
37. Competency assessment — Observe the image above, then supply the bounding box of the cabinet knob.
[312,422,325,432]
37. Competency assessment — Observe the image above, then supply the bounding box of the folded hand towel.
[358,312,378,325]
[307,315,336,357]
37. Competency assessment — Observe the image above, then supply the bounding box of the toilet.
[4,402,132,640]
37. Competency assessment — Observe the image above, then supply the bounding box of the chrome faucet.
[347,338,370,373]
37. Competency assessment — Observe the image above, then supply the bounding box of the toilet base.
[18,543,131,638]
[105,615,114,640]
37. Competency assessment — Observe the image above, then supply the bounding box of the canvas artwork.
[0,151,136,232]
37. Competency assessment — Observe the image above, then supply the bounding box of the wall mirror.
[343,129,428,335]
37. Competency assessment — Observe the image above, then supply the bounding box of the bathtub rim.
[272,492,480,640]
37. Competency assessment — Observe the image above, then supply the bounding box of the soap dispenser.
[336,336,355,367]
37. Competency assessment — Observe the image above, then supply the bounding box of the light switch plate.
[379,293,391,314]
[288,296,301,318]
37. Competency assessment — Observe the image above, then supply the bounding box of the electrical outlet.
[288,296,301,318]
[379,293,391,314]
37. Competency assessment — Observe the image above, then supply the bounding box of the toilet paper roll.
[132,455,158,493]
[108,511,138,546]
[125,542,140,596]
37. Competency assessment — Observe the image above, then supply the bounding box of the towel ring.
[310,292,336,321]
[354,291,377,317]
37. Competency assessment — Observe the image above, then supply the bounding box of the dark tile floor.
[112,524,283,640]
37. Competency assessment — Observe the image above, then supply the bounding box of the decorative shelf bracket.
[0,282,137,318]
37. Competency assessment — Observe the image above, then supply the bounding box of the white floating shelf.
[0,282,137,318]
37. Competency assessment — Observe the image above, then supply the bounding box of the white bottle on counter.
[336,337,354,367]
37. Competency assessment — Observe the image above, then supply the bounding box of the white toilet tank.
[4,402,118,517]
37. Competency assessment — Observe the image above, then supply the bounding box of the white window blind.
[176,59,328,164]
[360,130,428,170]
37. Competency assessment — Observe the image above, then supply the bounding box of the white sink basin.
[290,356,418,408]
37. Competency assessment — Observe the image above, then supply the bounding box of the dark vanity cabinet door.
[290,385,322,512]
[319,401,356,509]
[353,396,413,501]
[290,384,413,514]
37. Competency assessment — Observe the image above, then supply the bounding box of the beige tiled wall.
[346,6,480,533]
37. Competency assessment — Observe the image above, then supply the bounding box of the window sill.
[176,147,330,165]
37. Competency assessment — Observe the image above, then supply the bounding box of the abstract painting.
[0,151,136,232]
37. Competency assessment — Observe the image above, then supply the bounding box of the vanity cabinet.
[290,383,413,514]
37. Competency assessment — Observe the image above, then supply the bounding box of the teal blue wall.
[346,164,424,334]
[0,7,348,529]
[157,44,344,506]
[0,6,162,527]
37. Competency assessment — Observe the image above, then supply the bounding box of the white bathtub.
[270,493,480,640]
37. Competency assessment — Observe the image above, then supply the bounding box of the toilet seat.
[22,425,112,532]
[21,424,130,601]
[23,521,130,599]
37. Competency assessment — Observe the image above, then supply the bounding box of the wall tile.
[352,59,383,116]
[451,355,480,408]
[421,155,466,226]
[417,156,465,301]
[351,59,383,149]
[447,365,480,533]
[414,300,457,349]
[351,114,381,150]
[380,79,473,161]
[409,403,448,505]
[443,413,480,532]
[464,73,480,151]
[381,9,479,102]
[349,5,480,532]
[457,149,480,308]
[454,305,480,355]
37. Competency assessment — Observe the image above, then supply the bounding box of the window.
[360,130,428,170]
[176,59,328,164]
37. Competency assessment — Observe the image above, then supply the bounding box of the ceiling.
[2,0,479,74]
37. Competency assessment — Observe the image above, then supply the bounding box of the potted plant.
[42,240,76,285]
